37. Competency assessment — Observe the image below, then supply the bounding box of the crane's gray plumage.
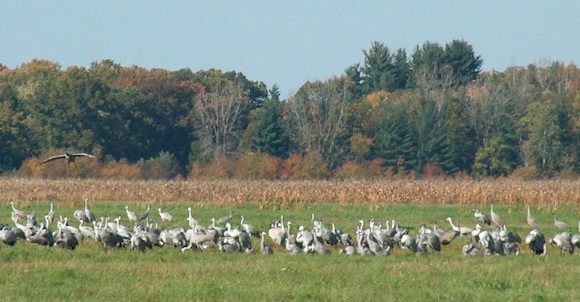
[84,199,95,223]
[418,232,441,254]
[526,206,537,228]
[240,215,259,238]
[46,202,55,227]
[9,201,27,221]
[462,244,483,256]
[550,232,574,255]
[260,231,273,255]
[216,211,233,225]
[490,204,505,227]
[158,208,173,221]
[138,205,151,222]
[125,205,138,224]
[55,227,79,250]
[0,228,17,246]
[553,217,569,230]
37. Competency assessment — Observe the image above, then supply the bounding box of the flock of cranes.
[1,200,579,257]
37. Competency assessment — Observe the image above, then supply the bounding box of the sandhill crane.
[0,228,17,246]
[125,206,138,224]
[96,222,124,250]
[400,234,419,253]
[84,199,95,222]
[9,202,27,220]
[295,225,314,252]
[446,217,473,236]
[524,229,546,256]
[526,206,537,228]
[73,209,88,223]
[268,216,286,246]
[313,219,339,246]
[138,205,151,222]
[418,231,441,254]
[26,211,37,229]
[472,224,495,255]
[462,244,483,256]
[439,229,459,246]
[41,151,95,175]
[339,245,357,255]
[285,237,301,255]
[554,217,569,230]
[365,229,388,256]
[260,232,273,255]
[332,223,353,247]
[474,209,491,226]
[78,220,96,240]
[27,228,55,246]
[158,208,172,222]
[45,202,55,227]
[240,215,259,238]
[550,232,574,255]
[224,222,242,239]
[55,227,79,250]
[499,225,521,255]
[130,233,147,253]
[216,211,233,225]
[490,204,505,227]
[187,207,199,228]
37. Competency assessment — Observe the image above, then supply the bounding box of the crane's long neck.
[240,216,244,225]
[50,202,53,212]
[448,219,457,230]
[188,208,192,219]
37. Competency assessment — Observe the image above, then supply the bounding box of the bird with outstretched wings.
[41,151,95,175]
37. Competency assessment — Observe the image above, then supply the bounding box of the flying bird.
[41,151,95,175]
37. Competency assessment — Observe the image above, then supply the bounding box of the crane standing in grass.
[490,204,505,227]
[554,217,569,230]
[125,206,138,224]
[526,206,537,228]
[158,208,173,222]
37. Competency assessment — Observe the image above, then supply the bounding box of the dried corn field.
[1,178,579,210]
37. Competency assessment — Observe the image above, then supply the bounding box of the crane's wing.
[41,155,66,164]
[71,153,95,158]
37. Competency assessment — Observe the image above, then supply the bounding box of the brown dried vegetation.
[0,179,578,212]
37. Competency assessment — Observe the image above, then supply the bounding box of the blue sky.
[2,1,579,97]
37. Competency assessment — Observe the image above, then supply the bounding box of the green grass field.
[1,202,578,301]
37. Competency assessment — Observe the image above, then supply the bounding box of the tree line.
[1,39,578,179]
